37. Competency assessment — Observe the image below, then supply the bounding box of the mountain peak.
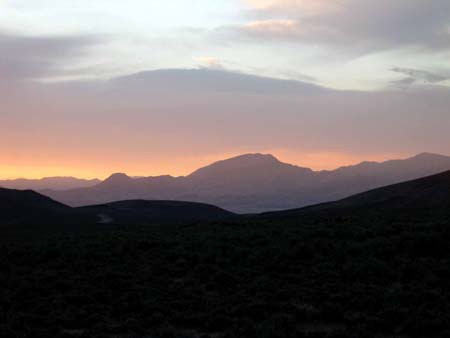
[412,152,447,160]
[225,153,280,164]
[187,153,312,181]
[102,173,132,185]
[189,153,281,176]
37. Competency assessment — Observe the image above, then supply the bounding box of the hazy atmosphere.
[1,0,450,179]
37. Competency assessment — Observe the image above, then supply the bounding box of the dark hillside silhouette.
[262,169,450,218]
[81,200,235,224]
[0,187,235,226]
[0,188,73,225]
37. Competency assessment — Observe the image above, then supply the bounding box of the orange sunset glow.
[0,150,406,180]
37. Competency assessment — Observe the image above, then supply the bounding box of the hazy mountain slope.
[334,169,450,210]
[264,169,450,218]
[321,152,450,188]
[0,177,100,191]
[309,152,450,203]
[187,153,314,195]
[41,152,450,213]
[43,173,186,207]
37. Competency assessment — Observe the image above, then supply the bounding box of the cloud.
[241,19,301,38]
[238,0,450,53]
[0,31,103,81]
[1,67,450,177]
[390,77,416,89]
[391,67,449,83]
[193,56,225,70]
[244,0,335,15]
[390,67,450,88]
[192,57,317,85]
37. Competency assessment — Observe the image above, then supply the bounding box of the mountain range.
[3,166,450,226]
[4,152,450,213]
[0,177,100,191]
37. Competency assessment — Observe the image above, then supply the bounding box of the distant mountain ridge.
[0,177,100,191]
[3,166,450,226]
[39,152,450,213]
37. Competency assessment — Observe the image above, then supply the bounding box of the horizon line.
[0,151,445,181]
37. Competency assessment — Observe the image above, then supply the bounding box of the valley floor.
[1,211,450,338]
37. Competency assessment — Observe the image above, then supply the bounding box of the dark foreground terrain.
[2,172,450,338]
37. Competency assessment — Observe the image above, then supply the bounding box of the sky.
[0,0,450,179]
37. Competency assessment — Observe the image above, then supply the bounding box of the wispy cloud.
[244,0,335,15]
[391,67,449,83]
[390,67,450,88]
[0,30,104,81]
[193,56,225,70]
[242,19,301,38]
[238,0,450,53]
